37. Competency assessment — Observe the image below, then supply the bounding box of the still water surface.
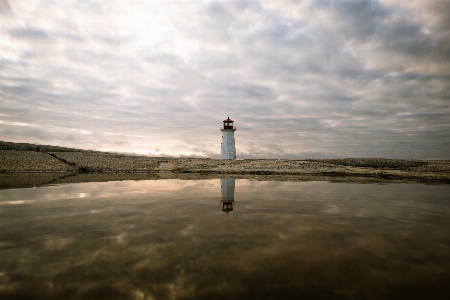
[0,179,449,299]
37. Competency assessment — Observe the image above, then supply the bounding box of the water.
[0,179,449,299]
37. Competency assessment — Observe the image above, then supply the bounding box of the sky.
[0,0,449,159]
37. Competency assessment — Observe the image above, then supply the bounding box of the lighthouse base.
[220,129,236,160]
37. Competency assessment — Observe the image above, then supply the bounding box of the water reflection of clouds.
[0,180,449,299]
[0,180,222,204]
[0,200,31,205]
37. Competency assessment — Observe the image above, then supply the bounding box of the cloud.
[8,27,50,39]
[0,0,12,14]
[0,0,449,158]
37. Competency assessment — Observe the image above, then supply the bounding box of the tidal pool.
[0,179,449,299]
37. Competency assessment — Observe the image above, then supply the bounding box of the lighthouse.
[220,117,236,159]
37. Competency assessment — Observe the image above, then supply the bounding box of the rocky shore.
[1,141,449,188]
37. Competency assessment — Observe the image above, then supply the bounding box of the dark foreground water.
[0,179,449,300]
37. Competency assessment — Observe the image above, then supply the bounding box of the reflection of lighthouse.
[220,178,235,214]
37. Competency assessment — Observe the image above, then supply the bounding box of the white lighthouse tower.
[220,117,236,159]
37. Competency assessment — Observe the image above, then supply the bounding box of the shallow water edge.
[1,171,449,190]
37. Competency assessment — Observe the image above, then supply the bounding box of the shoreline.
[1,148,449,188]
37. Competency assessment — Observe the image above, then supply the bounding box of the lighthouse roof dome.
[223,117,234,122]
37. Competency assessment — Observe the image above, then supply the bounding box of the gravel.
[1,142,449,185]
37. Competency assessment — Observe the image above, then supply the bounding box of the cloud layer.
[1,0,449,158]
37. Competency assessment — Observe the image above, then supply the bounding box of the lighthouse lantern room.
[220,117,236,160]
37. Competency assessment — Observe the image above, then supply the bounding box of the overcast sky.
[1,0,449,159]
